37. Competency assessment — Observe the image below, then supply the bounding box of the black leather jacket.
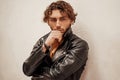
[23,28,89,80]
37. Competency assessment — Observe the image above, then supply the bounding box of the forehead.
[49,10,68,18]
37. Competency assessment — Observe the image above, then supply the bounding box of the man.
[23,0,89,80]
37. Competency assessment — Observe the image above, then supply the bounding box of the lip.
[59,29,64,33]
[54,29,64,33]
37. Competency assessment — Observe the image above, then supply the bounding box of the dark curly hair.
[43,0,77,23]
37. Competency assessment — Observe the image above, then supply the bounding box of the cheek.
[61,24,71,32]
[63,22,71,29]
[48,22,55,29]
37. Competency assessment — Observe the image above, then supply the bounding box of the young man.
[23,1,89,80]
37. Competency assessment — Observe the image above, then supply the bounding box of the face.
[47,10,73,33]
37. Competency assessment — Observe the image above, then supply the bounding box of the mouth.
[59,29,64,33]
[54,28,64,33]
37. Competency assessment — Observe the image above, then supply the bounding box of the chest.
[51,40,70,62]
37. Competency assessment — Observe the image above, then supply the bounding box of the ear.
[46,20,49,23]
[47,20,49,25]
[71,21,74,25]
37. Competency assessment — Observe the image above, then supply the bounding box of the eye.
[60,17,67,21]
[49,18,57,22]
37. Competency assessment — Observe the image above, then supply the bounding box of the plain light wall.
[0,0,120,80]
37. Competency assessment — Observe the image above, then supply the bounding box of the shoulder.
[70,34,89,49]
[38,33,50,42]
[33,33,50,48]
[36,33,50,43]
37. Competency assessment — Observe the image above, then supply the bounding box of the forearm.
[23,47,47,76]
[23,38,50,76]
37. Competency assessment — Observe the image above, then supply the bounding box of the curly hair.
[43,0,77,23]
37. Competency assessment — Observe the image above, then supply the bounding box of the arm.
[23,37,50,76]
[32,40,89,80]
[23,30,63,77]
[50,40,89,80]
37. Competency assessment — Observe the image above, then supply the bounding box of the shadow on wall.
[72,20,102,80]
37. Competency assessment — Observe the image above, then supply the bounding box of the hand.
[45,30,63,48]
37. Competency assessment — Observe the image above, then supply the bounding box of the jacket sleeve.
[32,40,89,80]
[23,37,48,76]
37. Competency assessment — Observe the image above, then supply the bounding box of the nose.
[56,20,61,28]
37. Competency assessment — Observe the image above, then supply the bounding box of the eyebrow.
[49,16,68,19]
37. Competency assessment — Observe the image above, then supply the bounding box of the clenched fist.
[45,30,64,48]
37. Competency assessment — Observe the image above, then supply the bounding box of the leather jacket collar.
[63,27,73,40]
